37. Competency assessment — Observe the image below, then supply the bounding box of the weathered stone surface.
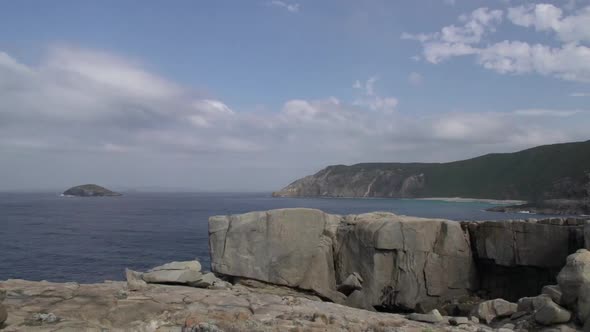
[517,294,553,313]
[557,249,590,323]
[407,309,444,324]
[125,268,147,291]
[140,259,204,285]
[209,208,343,303]
[534,301,572,325]
[542,285,563,306]
[337,272,363,296]
[0,279,482,331]
[335,213,476,311]
[142,269,202,285]
[148,260,201,272]
[471,299,517,324]
[449,316,469,325]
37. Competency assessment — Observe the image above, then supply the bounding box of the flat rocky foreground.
[0,279,489,332]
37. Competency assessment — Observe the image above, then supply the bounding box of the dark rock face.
[465,219,586,301]
[62,184,121,197]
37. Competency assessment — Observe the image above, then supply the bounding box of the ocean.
[0,192,539,283]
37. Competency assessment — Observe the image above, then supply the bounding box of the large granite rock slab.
[209,208,477,311]
[209,208,344,302]
[335,212,477,311]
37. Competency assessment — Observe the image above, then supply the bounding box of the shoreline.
[415,197,527,205]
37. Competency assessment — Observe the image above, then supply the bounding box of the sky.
[1,0,590,191]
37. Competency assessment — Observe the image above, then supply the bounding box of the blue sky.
[1,0,589,190]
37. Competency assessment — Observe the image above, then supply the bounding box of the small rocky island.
[62,184,121,197]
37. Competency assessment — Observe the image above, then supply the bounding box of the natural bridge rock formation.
[210,209,590,313]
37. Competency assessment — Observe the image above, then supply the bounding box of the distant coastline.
[415,197,527,205]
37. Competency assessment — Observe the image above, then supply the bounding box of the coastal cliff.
[272,141,590,213]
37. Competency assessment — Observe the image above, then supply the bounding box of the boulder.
[148,260,201,272]
[542,285,563,306]
[557,249,590,322]
[449,317,469,326]
[337,272,363,296]
[407,309,444,324]
[471,299,517,324]
[517,294,553,313]
[534,301,572,325]
[142,260,203,285]
[125,268,148,291]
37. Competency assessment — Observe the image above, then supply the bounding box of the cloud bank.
[0,46,587,190]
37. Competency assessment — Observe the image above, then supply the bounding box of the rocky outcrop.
[125,260,230,290]
[0,279,491,331]
[465,219,586,301]
[211,209,590,315]
[209,208,477,312]
[62,184,121,197]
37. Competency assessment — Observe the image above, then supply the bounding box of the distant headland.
[62,184,121,197]
[273,140,590,215]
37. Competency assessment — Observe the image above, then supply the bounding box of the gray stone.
[32,312,59,324]
[501,323,515,329]
[147,260,201,273]
[557,249,590,322]
[534,301,572,325]
[125,268,147,291]
[449,317,469,326]
[191,272,219,288]
[471,299,517,324]
[407,309,444,324]
[141,259,204,285]
[337,272,363,295]
[517,295,553,313]
[0,288,5,302]
[542,285,563,305]
[142,269,203,284]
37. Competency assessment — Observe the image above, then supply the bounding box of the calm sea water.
[0,192,539,283]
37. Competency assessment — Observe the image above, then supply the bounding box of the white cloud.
[269,0,300,13]
[512,108,588,117]
[403,4,590,82]
[352,76,398,113]
[570,92,590,97]
[508,4,590,43]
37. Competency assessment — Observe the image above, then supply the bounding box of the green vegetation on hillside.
[321,140,590,200]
